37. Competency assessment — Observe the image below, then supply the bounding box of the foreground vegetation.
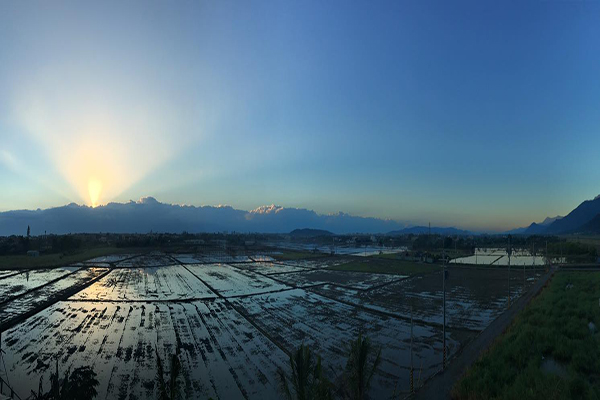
[453,271,600,399]
[278,333,382,400]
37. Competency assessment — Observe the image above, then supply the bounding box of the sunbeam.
[88,179,102,207]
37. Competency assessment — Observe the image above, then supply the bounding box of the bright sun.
[88,179,103,207]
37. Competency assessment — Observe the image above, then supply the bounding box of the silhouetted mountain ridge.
[0,198,409,235]
[543,196,600,234]
[572,213,600,234]
[507,215,563,235]
[507,196,600,235]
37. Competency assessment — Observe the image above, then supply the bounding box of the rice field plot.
[0,270,19,279]
[71,266,215,301]
[0,266,80,302]
[173,254,255,264]
[201,255,254,263]
[1,300,289,400]
[277,268,406,290]
[232,262,309,275]
[248,255,275,262]
[311,267,542,331]
[0,267,109,324]
[72,262,111,269]
[116,253,173,267]
[172,253,203,264]
[186,264,291,297]
[275,258,351,269]
[85,254,137,263]
[232,288,465,396]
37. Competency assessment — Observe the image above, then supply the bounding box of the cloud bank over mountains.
[0,197,409,236]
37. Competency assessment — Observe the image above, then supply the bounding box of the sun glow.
[88,179,102,207]
[12,62,206,207]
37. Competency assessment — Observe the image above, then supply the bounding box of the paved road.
[413,266,557,400]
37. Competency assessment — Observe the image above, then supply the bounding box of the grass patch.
[373,250,471,262]
[372,252,406,260]
[329,258,434,276]
[452,271,600,400]
[273,250,329,261]
[0,246,139,269]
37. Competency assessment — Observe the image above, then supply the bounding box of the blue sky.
[1,0,600,231]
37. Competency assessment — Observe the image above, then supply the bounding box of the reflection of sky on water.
[451,248,548,266]
[0,251,548,398]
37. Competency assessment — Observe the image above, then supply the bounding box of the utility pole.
[523,250,526,289]
[560,242,563,266]
[410,303,414,393]
[454,236,457,258]
[428,222,431,262]
[442,257,447,371]
[507,235,512,307]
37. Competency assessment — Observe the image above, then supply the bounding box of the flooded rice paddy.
[0,253,542,399]
[451,247,549,266]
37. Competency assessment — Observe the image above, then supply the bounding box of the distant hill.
[522,222,546,235]
[508,196,600,235]
[571,213,600,234]
[544,196,600,234]
[388,226,471,236]
[289,228,333,237]
[541,216,563,226]
[0,198,407,236]
[507,215,563,235]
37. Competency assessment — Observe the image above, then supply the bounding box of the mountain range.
[511,195,600,235]
[0,197,411,236]
[506,215,563,235]
[4,194,600,236]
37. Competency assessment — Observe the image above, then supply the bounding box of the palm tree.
[344,333,381,400]
[278,344,332,400]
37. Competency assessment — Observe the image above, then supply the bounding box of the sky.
[1,0,600,232]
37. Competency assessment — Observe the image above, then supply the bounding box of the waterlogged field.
[231,288,461,394]
[0,267,79,300]
[172,254,257,264]
[0,267,109,324]
[72,266,215,301]
[311,266,542,331]
[0,253,544,399]
[451,248,548,266]
[3,301,287,400]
